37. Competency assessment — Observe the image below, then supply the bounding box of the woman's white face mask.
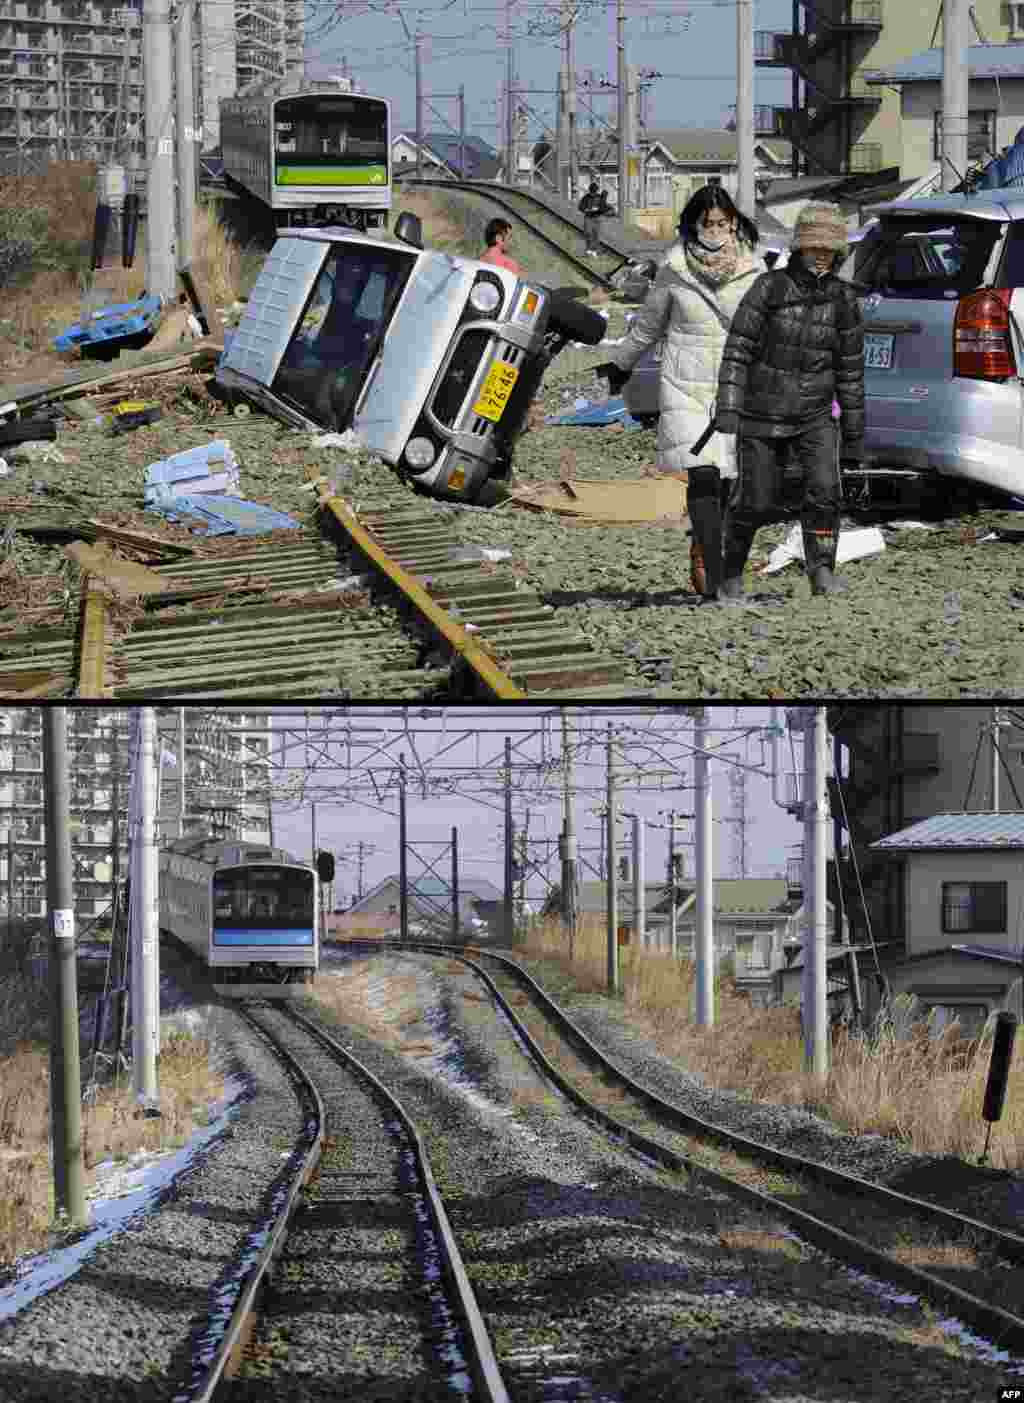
[695,211,735,252]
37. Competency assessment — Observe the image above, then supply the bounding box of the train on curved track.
[220,82,391,231]
[158,837,319,997]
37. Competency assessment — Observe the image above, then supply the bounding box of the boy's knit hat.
[792,201,849,255]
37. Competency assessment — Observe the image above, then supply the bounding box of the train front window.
[272,244,414,429]
[274,96,388,186]
[213,867,316,945]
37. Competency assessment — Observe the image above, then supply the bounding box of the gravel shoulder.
[304,948,1023,1401]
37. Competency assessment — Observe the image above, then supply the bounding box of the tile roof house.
[340,872,503,935]
[852,812,1024,1034]
[392,131,501,181]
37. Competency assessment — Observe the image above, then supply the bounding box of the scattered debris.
[759,524,887,575]
[311,430,365,452]
[144,493,302,537]
[545,395,643,430]
[509,477,687,524]
[144,440,240,504]
[52,294,163,355]
[64,541,169,596]
[448,545,513,563]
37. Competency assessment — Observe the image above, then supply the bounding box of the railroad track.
[0,474,640,700]
[187,1000,509,1403]
[352,938,1024,1359]
[398,176,665,291]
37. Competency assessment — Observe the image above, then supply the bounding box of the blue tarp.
[145,492,302,537]
[545,395,644,430]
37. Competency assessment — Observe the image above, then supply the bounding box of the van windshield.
[272,244,416,429]
[860,217,1003,300]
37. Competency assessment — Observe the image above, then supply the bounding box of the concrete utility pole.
[6,827,13,924]
[399,755,408,939]
[694,707,715,1028]
[735,0,755,218]
[177,706,186,839]
[44,709,86,1229]
[632,813,645,949]
[942,0,969,191]
[505,0,515,183]
[606,726,619,995]
[174,0,195,271]
[415,28,423,179]
[458,84,466,178]
[451,827,459,943]
[143,0,176,302]
[616,0,628,218]
[504,737,515,941]
[132,708,159,1108]
[669,811,677,957]
[560,708,579,960]
[792,708,829,1081]
[992,705,1004,811]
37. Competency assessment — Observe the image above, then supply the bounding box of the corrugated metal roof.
[872,812,1024,850]
[864,44,1024,83]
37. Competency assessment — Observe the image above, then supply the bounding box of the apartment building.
[0,0,305,161]
[754,0,1013,177]
[0,708,270,922]
[827,706,1023,958]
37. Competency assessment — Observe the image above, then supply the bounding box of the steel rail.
[352,938,1024,1356]
[186,1004,325,1403]
[398,176,626,290]
[279,1001,512,1403]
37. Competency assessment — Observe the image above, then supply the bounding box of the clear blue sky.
[270,706,815,908]
[306,1,797,148]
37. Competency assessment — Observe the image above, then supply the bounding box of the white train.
[220,82,391,231]
[158,837,319,997]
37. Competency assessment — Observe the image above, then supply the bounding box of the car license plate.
[864,333,894,369]
[473,360,520,421]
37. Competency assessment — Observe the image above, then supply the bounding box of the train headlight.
[404,437,437,469]
[469,281,502,315]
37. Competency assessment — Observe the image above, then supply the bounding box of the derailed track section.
[0,478,640,699]
[356,939,1024,1360]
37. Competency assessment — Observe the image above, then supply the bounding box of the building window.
[933,110,996,163]
[941,881,1006,934]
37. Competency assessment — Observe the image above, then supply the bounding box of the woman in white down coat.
[598,187,762,599]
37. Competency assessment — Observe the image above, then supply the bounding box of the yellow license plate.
[473,360,520,422]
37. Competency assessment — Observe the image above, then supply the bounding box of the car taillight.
[954,288,1017,381]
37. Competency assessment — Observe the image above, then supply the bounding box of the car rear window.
[859,218,1003,300]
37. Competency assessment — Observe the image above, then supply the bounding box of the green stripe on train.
[275,166,388,186]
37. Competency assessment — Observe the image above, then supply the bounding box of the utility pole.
[132,707,159,1109]
[992,705,1004,811]
[174,0,195,271]
[6,827,13,926]
[616,0,628,218]
[735,0,755,218]
[669,811,677,957]
[398,755,408,939]
[451,826,459,943]
[632,813,645,948]
[458,84,465,178]
[567,6,578,197]
[44,709,86,1229]
[415,27,423,179]
[505,0,515,183]
[177,706,186,839]
[694,707,715,1028]
[504,736,514,941]
[942,0,969,191]
[606,725,619,995]
[560,708,579,961]
[143,0,176,302]
[806,707,829,1083]
[311,801,317,868]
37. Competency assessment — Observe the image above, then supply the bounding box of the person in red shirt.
[480,218,521,274]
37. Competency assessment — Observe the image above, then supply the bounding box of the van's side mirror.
[393,212,423,249]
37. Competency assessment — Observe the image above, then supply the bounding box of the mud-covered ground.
[2,292,1023,699]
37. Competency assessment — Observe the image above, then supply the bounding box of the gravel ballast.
[307,948,1022,1401]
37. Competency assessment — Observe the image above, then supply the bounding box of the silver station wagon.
[622,193,1024,508]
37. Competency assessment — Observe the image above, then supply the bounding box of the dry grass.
[0,1023,224,1268]
[521,915,1024,1169]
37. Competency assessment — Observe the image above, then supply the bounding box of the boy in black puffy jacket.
[714,201,864,598]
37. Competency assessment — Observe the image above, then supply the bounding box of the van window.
[859,218,1003,300]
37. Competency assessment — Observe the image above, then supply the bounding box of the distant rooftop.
[872,812,1024,851]
[864,44,1024,84]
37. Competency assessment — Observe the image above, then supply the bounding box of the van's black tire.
[546,293,606,346]
[0,418,57,447]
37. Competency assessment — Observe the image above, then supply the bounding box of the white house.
[863,45,1024,181]
[863,811,1024,1034]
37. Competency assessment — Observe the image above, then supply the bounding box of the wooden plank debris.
[64,542,170,596]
